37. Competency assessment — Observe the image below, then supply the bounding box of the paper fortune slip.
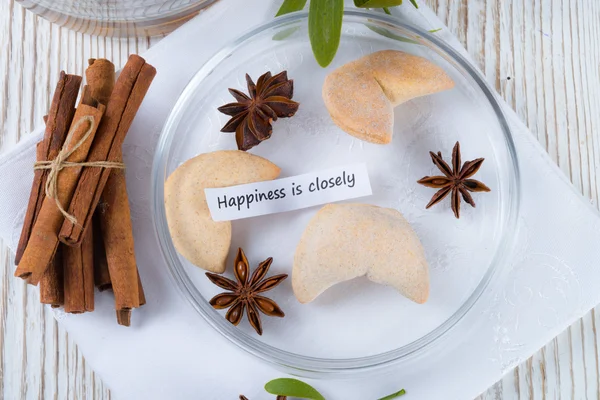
[205,163,373,221]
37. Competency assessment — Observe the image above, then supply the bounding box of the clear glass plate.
[15,0,217,37]
[152,10,520,376]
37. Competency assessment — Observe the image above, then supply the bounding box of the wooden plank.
[586,1,600,207]
[529,349,547,400]
[0,241,10,398]
[580,313,598,400]
[2,0,600,398]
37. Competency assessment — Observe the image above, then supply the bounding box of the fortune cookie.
[165,150,280,273]
[322,50,454,144]
[293,203,430,304]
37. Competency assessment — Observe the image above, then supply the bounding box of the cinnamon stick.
[92,211,112,291]
[59,55,156,246]
[116,309,131,327]
[15,72,82,265]
[116,273,145,326]
[88,56,147,323]
[15,88,106,285]
[98,154,143,312]
[137,271,146,306]
[86,59,115,106]
[39,246,64,308]
[63,227,95,313]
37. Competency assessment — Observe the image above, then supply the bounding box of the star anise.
[417,142,491,218]
[206,248,287,335]
[239,396,287,400]
[218,71,300,151]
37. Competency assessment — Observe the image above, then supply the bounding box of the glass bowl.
[152,10,520,376]
[15,0,218,37]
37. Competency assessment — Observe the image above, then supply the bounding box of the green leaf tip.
[377,388,407,400]
[354,0,404,7]
[264,378,326,400]
[365,24,420,44]
[273,27,300,41]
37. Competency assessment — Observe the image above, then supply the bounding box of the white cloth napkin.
[1,1,599,399]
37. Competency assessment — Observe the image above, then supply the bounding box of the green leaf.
[365,23,442,44]
[409,0,419,8]
[264,378,326,400]
[273,0,306,41]
[273,27,300,40]
[309,0,344,67]
[354,0,403,7]
[276,0,308,16]
[377,389,407,400]
[365,23,420,44]
[382,7,392,14]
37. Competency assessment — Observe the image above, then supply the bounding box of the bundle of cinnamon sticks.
[14,55,156,326]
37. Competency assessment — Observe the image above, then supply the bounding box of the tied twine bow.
[34,115,125,225]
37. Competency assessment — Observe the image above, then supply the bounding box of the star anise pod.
[218,71,300,151]
[417,141,491,218]
[206,248,287,335]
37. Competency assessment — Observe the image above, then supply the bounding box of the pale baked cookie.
[293,203,430,304]
[164,150,280,273]
[322,50,454,144]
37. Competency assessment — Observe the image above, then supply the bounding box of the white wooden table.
[1,1,599,398]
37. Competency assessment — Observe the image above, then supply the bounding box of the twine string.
[34,115,125,225]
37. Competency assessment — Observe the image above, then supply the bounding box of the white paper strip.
[205,163,373,221]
